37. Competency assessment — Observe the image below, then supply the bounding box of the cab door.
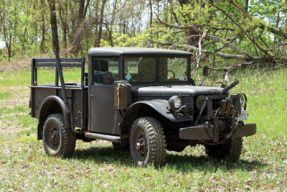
[88,57,121,135]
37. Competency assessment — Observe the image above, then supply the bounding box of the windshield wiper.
[126,57,142,74]
[135,57,142,68]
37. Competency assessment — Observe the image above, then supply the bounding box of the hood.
[132,85,224,97]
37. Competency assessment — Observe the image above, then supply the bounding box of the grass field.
[0,68,287,191]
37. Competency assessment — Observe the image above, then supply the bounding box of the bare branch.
[155,13,252,59]
[223,0,287,39]
[225,0,253,21]
[168,35,200,49]
[209,1,270,56]
[213,34,238,52]
[149,39,245,59]
[202,40,218,48]
[197,25,235,31]
[258,34,269,48]
[267,43,287,51]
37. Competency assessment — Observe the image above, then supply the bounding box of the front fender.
[121,100,192,131]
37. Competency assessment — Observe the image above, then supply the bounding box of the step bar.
[85,133,121,143]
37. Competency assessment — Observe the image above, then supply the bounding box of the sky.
[0,40,5,49]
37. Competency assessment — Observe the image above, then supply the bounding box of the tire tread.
[130,117,166,167]
[43,114,76,157]
[205,137,243,162]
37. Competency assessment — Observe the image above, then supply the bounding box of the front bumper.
[179,123,256,140]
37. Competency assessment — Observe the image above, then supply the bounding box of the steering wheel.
[167,70,176,80]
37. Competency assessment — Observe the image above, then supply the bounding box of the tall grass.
[0,68,286,191]
[231,68,287,137]
[1,67,287,137]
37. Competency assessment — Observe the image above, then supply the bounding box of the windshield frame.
[123,54,191,85]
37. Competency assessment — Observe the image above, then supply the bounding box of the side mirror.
[104,71,114,84]
[203,66,208,76]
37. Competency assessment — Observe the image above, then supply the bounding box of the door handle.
[90,94,95,98]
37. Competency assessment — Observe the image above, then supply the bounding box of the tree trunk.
[245,0,249,12]
[58,0,68,57]
[109,0,118,47]
[149,0,152,27]
[93,0,99,47]
[96,0,107,47]
[78,0,85,24]
[178,0,199,46]
[40,5,46,54]
[47,0,60,52]
[5,32,12,61]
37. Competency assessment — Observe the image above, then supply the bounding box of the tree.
[0,0,19,61]
[58,0,69,56]
[47,0,60,51]
[147,0,287,76]
[94,0,107,47]
[0,0,286,66]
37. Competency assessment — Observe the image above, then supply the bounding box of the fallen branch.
[150,39,245,59]
[155,13,252,59]
[267,43,287,51]
[209,0,270,57]
[220,0,287,39]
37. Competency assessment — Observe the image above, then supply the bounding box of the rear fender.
[37,96,70,140]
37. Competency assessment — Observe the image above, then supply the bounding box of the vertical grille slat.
[212,98,221,111]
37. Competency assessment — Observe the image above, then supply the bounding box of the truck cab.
[30,47,256,167]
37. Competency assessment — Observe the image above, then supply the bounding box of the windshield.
[159,57,188,82]
[124,56,188,83]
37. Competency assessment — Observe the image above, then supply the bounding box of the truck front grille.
[212,98,221,111]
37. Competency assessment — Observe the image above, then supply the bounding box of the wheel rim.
[46,124,60,150]
[135,131,148,161]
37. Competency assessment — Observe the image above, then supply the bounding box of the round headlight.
[174,97,182,109]
[168,96,182,110]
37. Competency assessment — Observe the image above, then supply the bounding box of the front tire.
[204,137,243,162]
[43,114,76,157]
[130,117,166,167]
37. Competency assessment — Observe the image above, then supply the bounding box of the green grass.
[37,68,82,85]
[0,68,287,191]
[232,69,287,137]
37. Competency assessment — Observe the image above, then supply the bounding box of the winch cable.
[198,122,240,145]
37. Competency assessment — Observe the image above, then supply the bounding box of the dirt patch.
[0,86,30,108]
[0,126,31,135]
[0,53,56,72]
[1,112,27,118]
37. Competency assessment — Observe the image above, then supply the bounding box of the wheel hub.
[135,136,147,160]
[50,128,59,146]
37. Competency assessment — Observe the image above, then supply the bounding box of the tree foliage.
[0,0,286,71]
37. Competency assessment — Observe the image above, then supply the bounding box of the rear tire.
[43,114,76,157]
[130,117,166,167]
[204,137,243,162]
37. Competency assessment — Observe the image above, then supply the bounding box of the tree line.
[0,0,286,73]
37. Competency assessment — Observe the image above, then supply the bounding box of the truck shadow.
[72,146,269,173]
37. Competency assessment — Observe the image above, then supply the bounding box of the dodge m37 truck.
[29,47,256,166]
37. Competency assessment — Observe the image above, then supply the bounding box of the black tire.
[130,117,166,167]
[112,140,129,151]
[43,114,76,157]
[204,137,243,162]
